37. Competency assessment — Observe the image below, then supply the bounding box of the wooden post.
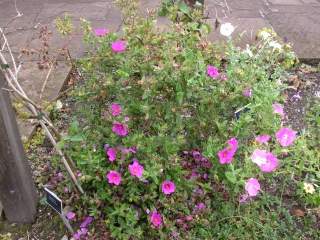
[0,72,38,223]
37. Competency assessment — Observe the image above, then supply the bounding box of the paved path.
[205,0,320,60]
[0,0,319,139]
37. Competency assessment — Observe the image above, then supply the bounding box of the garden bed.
[1,2,320,239]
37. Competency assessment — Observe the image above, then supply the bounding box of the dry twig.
[0,10,83,194]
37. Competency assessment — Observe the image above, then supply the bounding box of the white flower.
[243,44,253,57]
[303,182,315,194]
[56,100,63,110]
[220,22,235,37]
[269,41,282,51]
[260,31,271,40]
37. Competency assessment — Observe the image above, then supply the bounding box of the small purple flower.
[207,65,219,79]
[106,147,117,162]
[124,116,130,122]
[276,127,297,147]
[192,151,202,161]
[94,28,109,37]
[76,170,82,177]
[104,144,110,152]
[239,193,249,204]
[80,216,94,228]
[73,231,81,240]
[161,180,176,195]
[73,228,88,240]
[111,40,127,53]
[243,88,252,98]
[273,103,285,117]
[57,172,64,181]
[128,160,144,178]
[195,202,206,210]
[112,122,129,137]
[110,103,122,116]
[66,211,76,220]
[121,146,137,154]
[251,149,279,172]
[255,134,271,144]
[150,211,162,228]
[245,178,261,197]
[219,74,228,81]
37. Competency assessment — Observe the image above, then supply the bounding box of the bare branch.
[40,63,53,99]
[0,25,83,194]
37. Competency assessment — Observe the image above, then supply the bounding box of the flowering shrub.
[60,2,320,239]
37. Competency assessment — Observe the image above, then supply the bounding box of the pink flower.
[161,180,176,195]
[66,211,76,220]
[106,170,122,185]
[243,88,252,98]
[124,116,130,122]
[255,134,271,144]
[207,65,219,78]
[245,178,261,197]
[150,211,162,228]
[272,103,285,117]
[112,122,129,137]
[128,160,144,178]
[110,103,122,116]
[239,193,249,204]
[80,216,94,228]
[107,147,117,162]
[111,40,127,53]
[94,28,108,37]
[228,138,238,153]
[218,148,234,164]
[218,138,238,164]
[251,149,278,172]
[73,228,89,240]
[121,146,137,155]
[276,127,297,147]
[219,74,228,81]
[193,202,206,213]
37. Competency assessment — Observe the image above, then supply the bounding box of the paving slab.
[206,17,271,46]
[268,0,304,5]
[205,0,320,60]
[15,61,71,139]
[266,9,320,59]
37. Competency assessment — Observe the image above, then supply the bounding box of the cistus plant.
[60,2,319,239]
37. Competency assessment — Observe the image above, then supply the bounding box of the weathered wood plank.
[0,72,38,223]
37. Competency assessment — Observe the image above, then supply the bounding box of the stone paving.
[205,0,320,59]
[0,0,319,139]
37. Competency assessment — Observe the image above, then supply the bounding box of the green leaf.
[225,171,237,183]
[178,2,190,15]
[0,63,9,70]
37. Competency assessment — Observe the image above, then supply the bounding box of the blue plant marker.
[235,107,250,120]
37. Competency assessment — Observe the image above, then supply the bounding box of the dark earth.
[284,64,320,132]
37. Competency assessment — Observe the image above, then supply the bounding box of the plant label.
[44,187,62,214]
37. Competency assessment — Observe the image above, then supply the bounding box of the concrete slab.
[268,0,303,5]
[18,61,71,102]
[301,0,320,3]
[266,10,320,59]
[205,0,320,60]
[206,17,271,47]
[14,61,71,139]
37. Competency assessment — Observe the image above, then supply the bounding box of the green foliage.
[55,14,73,36]
[61,4,319,240]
